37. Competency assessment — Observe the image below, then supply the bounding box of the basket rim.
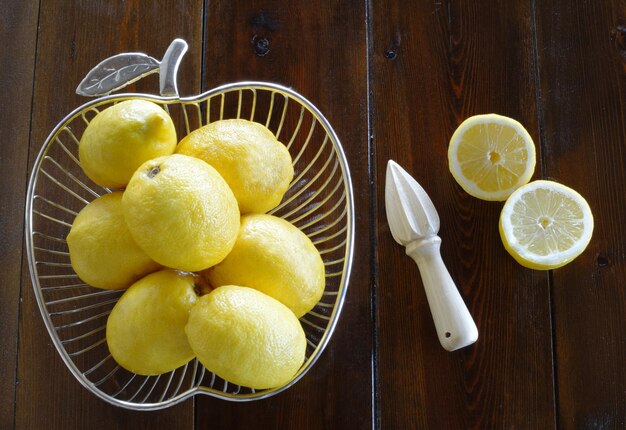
[24,81,355,410]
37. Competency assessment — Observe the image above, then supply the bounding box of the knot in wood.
[610,25,626,52]
[252,35,270,57]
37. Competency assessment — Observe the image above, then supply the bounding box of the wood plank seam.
[530,1,558,428]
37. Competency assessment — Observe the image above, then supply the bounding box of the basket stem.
[159,39,188,97]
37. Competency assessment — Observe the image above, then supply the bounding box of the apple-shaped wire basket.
[25,39,354,410]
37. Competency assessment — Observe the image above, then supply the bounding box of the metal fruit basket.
[25,40,354,410]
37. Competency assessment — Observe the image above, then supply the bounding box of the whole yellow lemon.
[79,100,177,188]
[122,154,240,272]
[176,119,293,214]
[106,269,198,375]
[66,192,161,290]
[205,214,325,317]
[185,285,306,389]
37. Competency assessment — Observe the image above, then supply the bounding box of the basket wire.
[25,81,354,410]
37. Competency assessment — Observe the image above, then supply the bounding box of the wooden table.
[2,1,625,428]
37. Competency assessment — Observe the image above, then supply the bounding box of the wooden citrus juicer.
[385,160,478,351]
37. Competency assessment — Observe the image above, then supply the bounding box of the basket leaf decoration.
[25,39,354,410]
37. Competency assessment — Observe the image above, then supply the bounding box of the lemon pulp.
[499,180,594,269]
[448,114,536,201]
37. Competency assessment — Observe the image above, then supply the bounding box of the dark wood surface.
[372,1,555,428]
[0,2,38,429]
[537,2,626,426]
[2,1,625,429]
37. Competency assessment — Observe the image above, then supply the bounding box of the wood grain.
[16,1,202,428]
[372,1,555,427]
[536,1,626,427]
[0,2,39,429]
[6,0,626,428]
[197,1,373,428]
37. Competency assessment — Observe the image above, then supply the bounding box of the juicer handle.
[406,236,478,351]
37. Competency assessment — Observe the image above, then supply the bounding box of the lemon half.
[448,114,536,201]
[499,180,594,270]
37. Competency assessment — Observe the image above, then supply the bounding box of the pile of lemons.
[67,100,325,389]
[447,113,594,270]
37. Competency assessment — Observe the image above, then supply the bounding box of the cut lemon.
[448,114,536,201]
[499,180,594,270]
